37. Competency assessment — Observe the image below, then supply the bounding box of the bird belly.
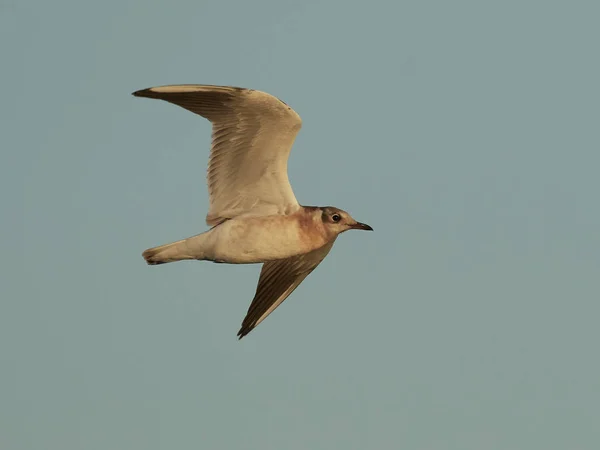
[209,215,325,264]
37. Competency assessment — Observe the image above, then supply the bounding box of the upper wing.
[237,240,336,339]
[133,85,303,226]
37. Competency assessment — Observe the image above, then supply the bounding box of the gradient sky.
[3,0,600,449]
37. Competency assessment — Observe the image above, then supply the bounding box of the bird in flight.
[133,84,373,338]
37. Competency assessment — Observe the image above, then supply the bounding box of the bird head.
[320,207,373,235]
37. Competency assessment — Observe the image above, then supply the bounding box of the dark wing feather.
[237,241,336,339]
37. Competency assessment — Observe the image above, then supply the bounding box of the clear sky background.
[3,0,599,449]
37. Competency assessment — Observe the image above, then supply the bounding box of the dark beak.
[351,221,373,231]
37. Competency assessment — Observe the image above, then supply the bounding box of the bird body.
[143,207,331,265]
[134,84,372,338]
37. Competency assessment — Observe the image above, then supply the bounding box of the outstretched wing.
[237,241,336,339]
[133,85,302,226]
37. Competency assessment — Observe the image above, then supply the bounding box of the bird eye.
[331,214,341,222]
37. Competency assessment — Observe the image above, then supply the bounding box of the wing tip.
[132,87,156,98]
[132,86,190,98]
[132,84,247,98]
[236,324,254,340]
[238,314,264,339]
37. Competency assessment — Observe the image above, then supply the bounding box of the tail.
[142,238,199,265]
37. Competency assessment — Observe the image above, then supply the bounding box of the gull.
[133,84,373,338]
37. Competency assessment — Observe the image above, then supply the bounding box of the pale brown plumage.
[134,85,372,339]
[133,85,302,226]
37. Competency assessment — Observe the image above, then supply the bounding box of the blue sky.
[3,0,600,449]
